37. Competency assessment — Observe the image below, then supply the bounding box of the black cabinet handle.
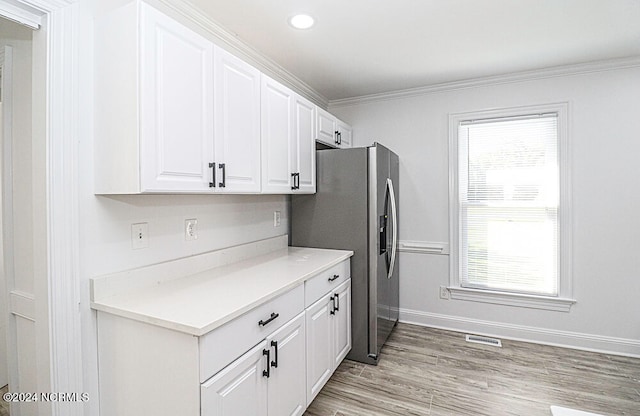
[334,130,340,145]
[329,296,335,315]
[334,292,340,312]
[258,312,279,327]
[218,163,226,188]
[328,274,339,282]
[209,162,216,188]
[291,173,300,190]
[270,340,278,368]
[262,349,270,378]
[338,132,342,145]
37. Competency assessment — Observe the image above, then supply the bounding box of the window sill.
[447,287,576,312]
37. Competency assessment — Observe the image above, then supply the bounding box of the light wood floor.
[305,323,640,416]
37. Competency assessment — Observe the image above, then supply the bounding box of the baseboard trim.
[398,308,640,358]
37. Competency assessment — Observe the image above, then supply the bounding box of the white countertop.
[91,246,353,336]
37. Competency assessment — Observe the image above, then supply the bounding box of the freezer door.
[389,150,400,324]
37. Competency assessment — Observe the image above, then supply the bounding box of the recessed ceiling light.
[289,14,315,30]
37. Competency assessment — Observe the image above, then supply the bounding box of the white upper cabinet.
[293,95,316,193]
[95,2,261,194]
[213,46,261,193]
[261,75,316,194]
[140,4,215,192]
[336,119,353,148]
[316,107,352,149]
[95,1,215,193]
[316,107,338,148]
[261,76,294,193]
[94,1,351,194]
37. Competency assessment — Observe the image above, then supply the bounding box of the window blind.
[458,114,559,296]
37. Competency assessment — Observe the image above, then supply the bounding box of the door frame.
[1,1,81,415]
[0,45,10,391]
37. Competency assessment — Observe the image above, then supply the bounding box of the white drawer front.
[199,284,304,382]
[304,260,350,307]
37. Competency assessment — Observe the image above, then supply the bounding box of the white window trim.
[448,103,575,312]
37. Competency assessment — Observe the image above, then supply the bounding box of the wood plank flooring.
[305,323,640,416]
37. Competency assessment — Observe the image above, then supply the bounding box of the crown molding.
[329,56,640,109]
[156,0,329,109]
[1,0,42,28]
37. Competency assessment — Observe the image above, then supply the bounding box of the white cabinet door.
[336,119,353,148]
[261,75,294,193]
[139,3,214,192]
[214,47,261,192]
[293,95,316,193]
[305,293,334,405]
[316,107,338,148]
[305,278,352,406]
[333,280,352,368]
[266,312,306,416]
[201,341,268,416]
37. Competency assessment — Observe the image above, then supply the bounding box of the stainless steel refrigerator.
[291,143,399,365]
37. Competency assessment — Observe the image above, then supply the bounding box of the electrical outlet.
[185,219,198,241]
[131,222,149,249]
[439,285,450,300]
[273,211,281,227]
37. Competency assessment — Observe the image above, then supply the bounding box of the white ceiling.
[186,0,640,101]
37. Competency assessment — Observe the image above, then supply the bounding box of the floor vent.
[465,334,502,347]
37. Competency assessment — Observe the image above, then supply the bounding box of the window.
[449,104,574,311]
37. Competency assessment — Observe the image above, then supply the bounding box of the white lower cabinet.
[266,312,306,416]
[96,259,351,416]
[305,278,352,405]
[332,280,352,368]
[201,341,268,416]
[201,312,306,416]
[305,293,334,402]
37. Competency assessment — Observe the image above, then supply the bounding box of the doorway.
[1,16,36,416]
[0,3,84,415]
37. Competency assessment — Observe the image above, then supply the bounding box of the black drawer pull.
[209,162,216,188]
[218,163,226,188]
[262,349,270,378]
[258,312,279,327]
[270,340,278,368]
[328,274,339,282]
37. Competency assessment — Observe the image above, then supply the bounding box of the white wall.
[331,65,640,356]
[76,2,289,415]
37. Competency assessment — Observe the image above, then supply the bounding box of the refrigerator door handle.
[386,178,398,279]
